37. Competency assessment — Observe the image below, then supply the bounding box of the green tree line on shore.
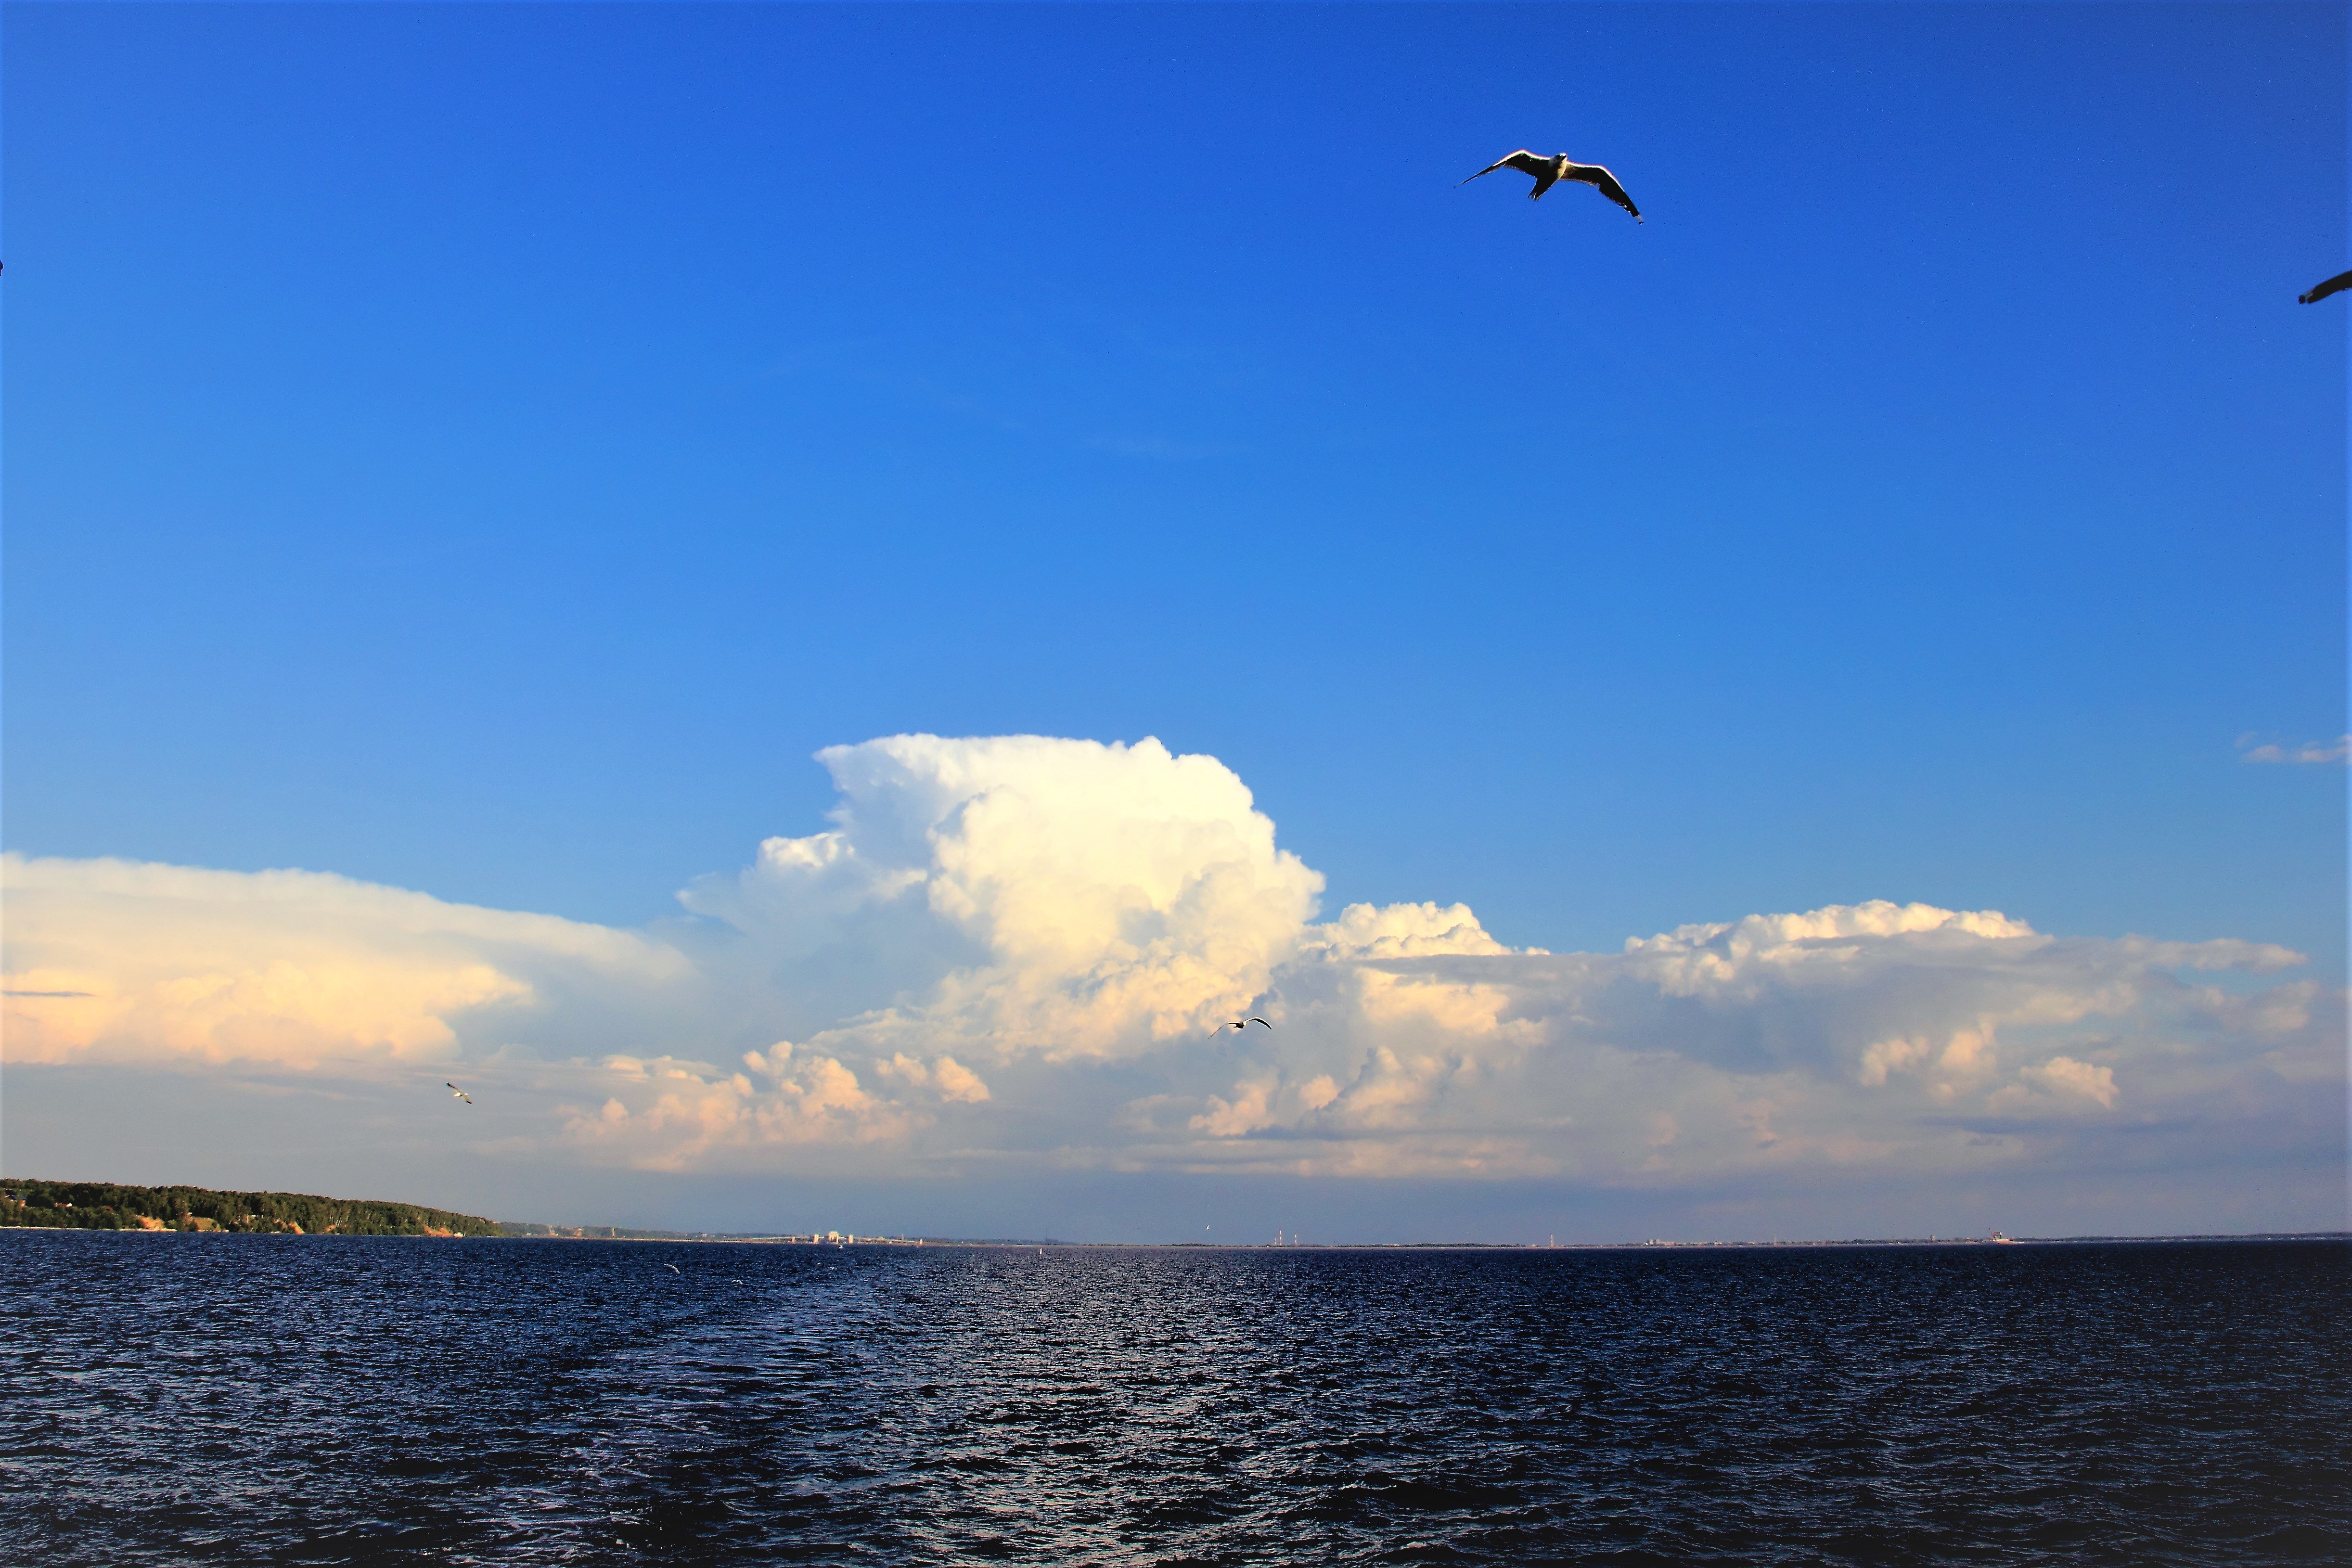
[0,1179,501,1236]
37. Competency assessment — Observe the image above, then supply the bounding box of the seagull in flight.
[2300,269,2352,305]
[1461,150,1642,222]
[1211,1017,1272,1037]
[446,1082,473,1105]
[663,1262,680,1274]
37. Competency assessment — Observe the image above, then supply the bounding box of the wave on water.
[3,1235,2346,1564]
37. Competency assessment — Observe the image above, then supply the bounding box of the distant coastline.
[480,1231,2352,1249]
[6,1182,2342,1249]
[1,1179,499,1236]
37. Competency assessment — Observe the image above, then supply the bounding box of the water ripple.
[2,1236,2344,1564]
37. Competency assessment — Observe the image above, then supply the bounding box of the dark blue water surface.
[3,1234,2345,1565]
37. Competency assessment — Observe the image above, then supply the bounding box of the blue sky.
[3,4,2344,1238]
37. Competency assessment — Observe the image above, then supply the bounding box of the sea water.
[3,1234,2344,1564]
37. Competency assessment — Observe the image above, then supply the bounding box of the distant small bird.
[663,1263,680,1274]
[1461,150,1642,222]
[2300,269,2352,305]
[446,1082,473,1104]
[1210,1017,1272,1037]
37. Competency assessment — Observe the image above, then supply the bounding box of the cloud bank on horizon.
[5,735,2340,1193]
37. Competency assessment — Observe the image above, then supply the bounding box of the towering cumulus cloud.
[680,735,1324,1058]
[4,735,2340,1189]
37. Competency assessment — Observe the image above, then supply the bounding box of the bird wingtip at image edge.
[2299,269,2352,304]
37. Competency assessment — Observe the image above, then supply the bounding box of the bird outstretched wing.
[1566,163,1642,222]
[1460,150,1552,186]
[1247,1018,1271,1028]
[446,1082,473,1104]
[2301,269,2352,304]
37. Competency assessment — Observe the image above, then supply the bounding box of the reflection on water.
[3,1234,2345,1564]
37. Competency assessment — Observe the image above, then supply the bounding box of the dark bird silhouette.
[2300,269,2352,305]
[446,1082,473,1104]
[1462,150,1642,222]
[1210,1017,1272,1037]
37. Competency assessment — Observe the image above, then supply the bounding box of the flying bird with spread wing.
[2300,270,2352,305]
[1461,150,1642,222]
[446,1082,473,1104]
[1211,1018,1272,1037]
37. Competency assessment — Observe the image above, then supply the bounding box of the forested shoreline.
[0,1179,500,1236]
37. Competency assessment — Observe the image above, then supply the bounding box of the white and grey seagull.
[1210,1017,1272,1037]
[446,1082,473,1105]
[1461,150,1642,222]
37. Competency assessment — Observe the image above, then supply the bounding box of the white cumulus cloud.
[4,735,2339,1197]
[2237,733,2350,765]
[1,854,683,1071]
[679,734,1323,1060]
